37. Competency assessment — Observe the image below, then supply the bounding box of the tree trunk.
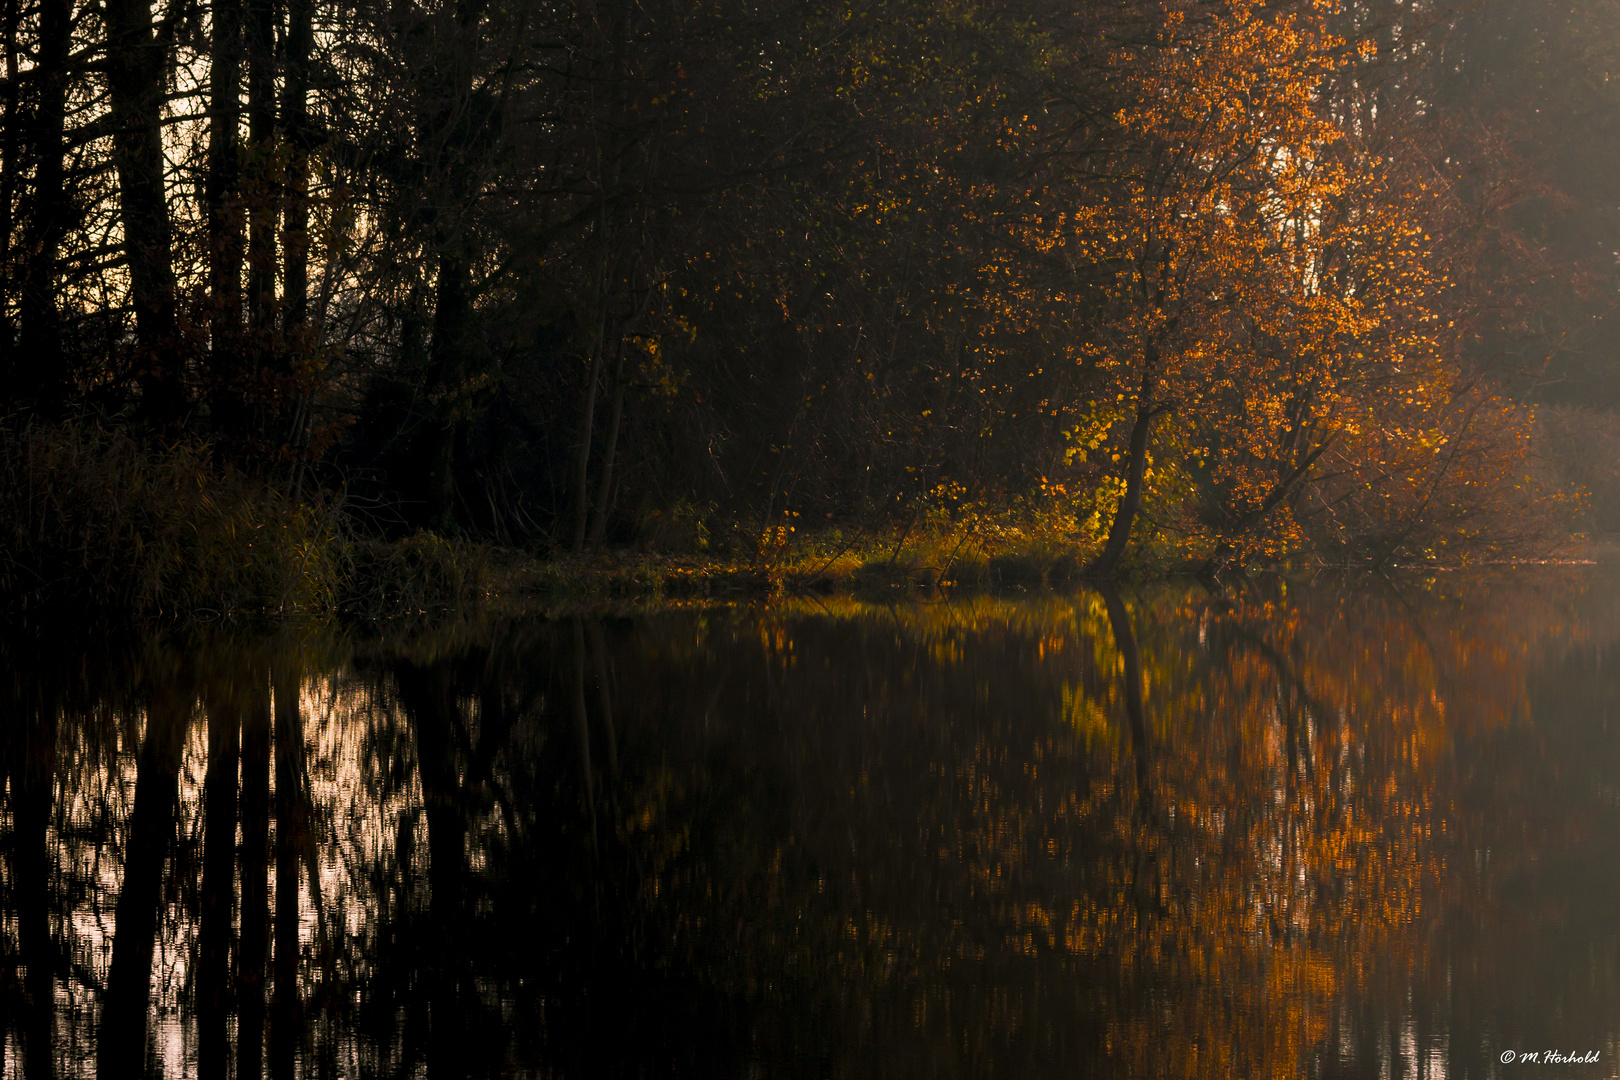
[415,1,491,532]
[280,0,312,468]
[571,343,603,553]
[207,0,245,431]
[585,346,627,549]
[281,0,311,335]
[1086,348,1160,579]
[246,0,277,336]
[423,251,470,532]
[1,0,20,383]
[18,0,73,410]
[104,0,185,425]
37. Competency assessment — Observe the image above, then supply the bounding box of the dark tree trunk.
[415,1,492,533]
[571,342,603,553]
[281,0,311,335]
[585,347,627,550]
[246,0,277,335]
[280,0,312,467]
[104,0,185,424]
[1,0,20,381]
[238,678,273,1078]
[198,678,243,1080]
[208,0,246,432]
[98,677,189,1074]
[423,252,470,532]
[17,0,73,410]
[1086,347,1160,579]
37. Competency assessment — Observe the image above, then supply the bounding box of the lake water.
[4,563,1620,1078]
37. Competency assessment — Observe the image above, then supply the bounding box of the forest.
[0,0,1615,612]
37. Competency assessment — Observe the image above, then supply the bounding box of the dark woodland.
[2,0,1618,610]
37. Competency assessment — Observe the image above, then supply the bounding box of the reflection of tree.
[7,658,59,1080]
[0,566,1605,1078]
[98,662,190,1077]
[238,661,272,1079]
[197,669,241,1080]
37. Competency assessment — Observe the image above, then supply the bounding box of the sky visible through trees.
[0,0,1614,569]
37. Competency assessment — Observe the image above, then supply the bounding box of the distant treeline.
[0,0,1597,573]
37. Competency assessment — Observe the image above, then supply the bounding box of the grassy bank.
[0,423,1141,622]
[0,423,487,624]
[6,421,1576,625]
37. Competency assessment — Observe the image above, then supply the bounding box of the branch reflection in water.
[2,565,1617,1078]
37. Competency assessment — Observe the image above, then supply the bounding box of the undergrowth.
[0,422,486,622]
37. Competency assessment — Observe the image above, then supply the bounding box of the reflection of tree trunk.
[1100,584,1152,817]
[573,620,597,845]
[271,656,307,1080]
[10,702,58,1080]
[395,659,466,1080]
[586,621,618,779]
[98,678,189,1074]
[238,677,273,1078]
[198,681,242,1080]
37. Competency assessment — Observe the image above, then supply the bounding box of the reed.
[0,421,491,623]
[0,422,340,619]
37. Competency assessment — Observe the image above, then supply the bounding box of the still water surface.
[4,565,1620,1078]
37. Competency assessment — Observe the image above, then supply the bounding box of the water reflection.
[3,567,1618,1077]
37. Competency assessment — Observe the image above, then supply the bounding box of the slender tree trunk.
[246,0,277,335]
[415,2,490,532]
[281,0,312,473]
[198,677,243,1080]
[423,252,469,532]
[280,0,312,468]
[0,0,20,382]
[208,0,246,431]
[238,677,273,1078]
[281,0,310,335]
[18,0,73,410]
[1086,348,1160,579]
[271,654,306,1080]
[571,344,603,553]
[104,0,185,425]
[585,347,626,549]
[98,677,189,1074]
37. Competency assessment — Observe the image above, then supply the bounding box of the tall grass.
[0,422,344,619]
